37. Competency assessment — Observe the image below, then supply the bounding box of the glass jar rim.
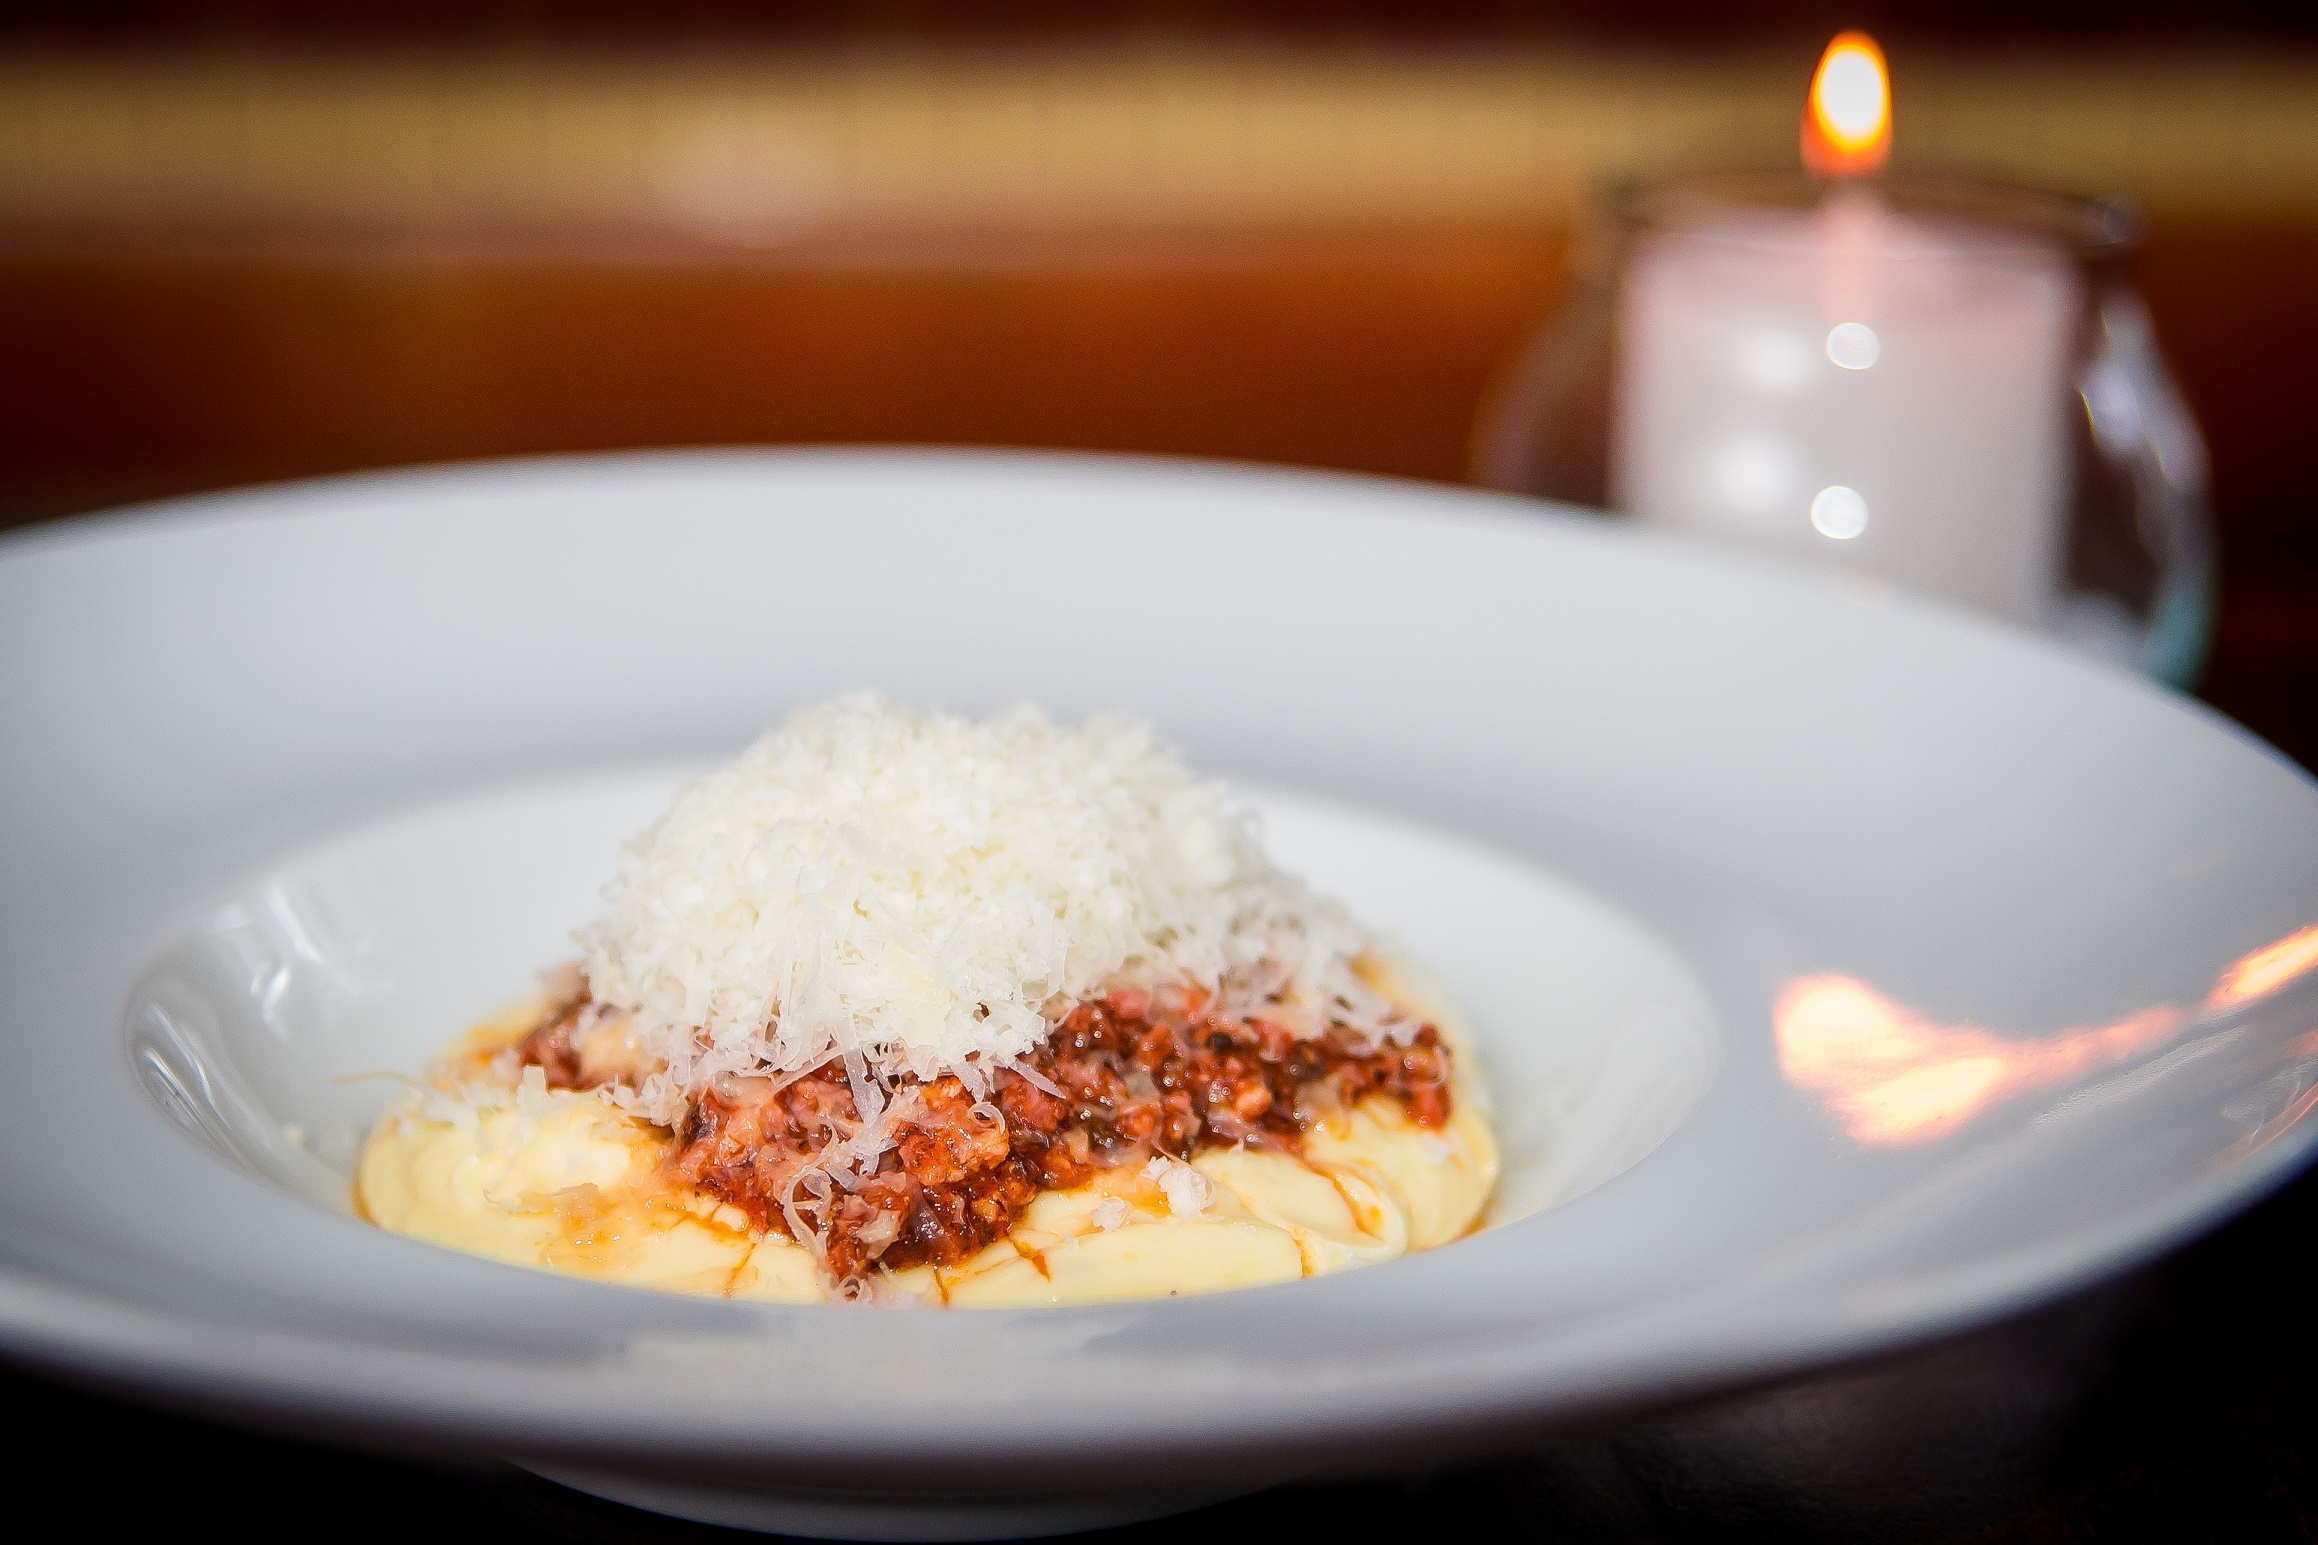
[1599,168,2139,260]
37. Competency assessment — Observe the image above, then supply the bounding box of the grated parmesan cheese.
[583,692,1413,1126]
[1143,1155,1215,1218]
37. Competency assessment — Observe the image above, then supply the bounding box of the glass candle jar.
[1473,170,2212,686]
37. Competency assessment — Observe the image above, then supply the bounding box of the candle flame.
[1802,32,1891,179]
[1777,920,2318,1145]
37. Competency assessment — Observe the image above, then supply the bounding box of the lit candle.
[1609,35,2083,624]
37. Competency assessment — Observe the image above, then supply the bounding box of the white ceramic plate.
[4,450,2315,1540]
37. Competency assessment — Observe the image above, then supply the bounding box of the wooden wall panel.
[0,232,1572,517]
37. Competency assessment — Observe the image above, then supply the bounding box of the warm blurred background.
[2,1,2313,760]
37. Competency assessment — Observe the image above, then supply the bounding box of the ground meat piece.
[670,1069,1049,1284]
[515,994,589,1090]
[521,983,1454,1293]
[1032,993,1451,1161]
[514,987,648,1092]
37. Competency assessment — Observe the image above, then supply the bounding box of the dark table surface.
[6,504,2316,1545]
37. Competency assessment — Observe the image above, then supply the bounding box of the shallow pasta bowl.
[2,449,2315,1539]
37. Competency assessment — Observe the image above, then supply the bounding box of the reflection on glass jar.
[1473,170,2213,687]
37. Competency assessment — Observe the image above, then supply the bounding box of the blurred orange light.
[2209,922,2318,1009]
[1803,32,1891,179]
[1775,975,2177,1145]
[1780,920,2318,1144]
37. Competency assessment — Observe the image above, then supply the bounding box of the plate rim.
[4,445,2316,1469]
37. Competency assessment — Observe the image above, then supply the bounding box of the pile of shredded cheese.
[582,693,1410,1125]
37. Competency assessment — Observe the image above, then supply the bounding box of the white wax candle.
[1610,192,2083,624]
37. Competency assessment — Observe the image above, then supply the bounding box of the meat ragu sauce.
[517,984,1453,1291]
